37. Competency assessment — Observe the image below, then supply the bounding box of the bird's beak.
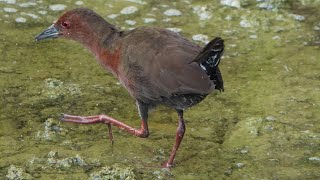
[35,24,60,41]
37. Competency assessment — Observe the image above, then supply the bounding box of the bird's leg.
[162,110,185,168]
[60,101,150,142]
[61,114,149,137]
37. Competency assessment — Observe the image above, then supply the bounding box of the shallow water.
[1,0,320,179]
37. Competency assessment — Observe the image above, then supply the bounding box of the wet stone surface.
[0,0,320,179]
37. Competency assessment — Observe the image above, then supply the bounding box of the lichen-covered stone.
[6,165,32,180]
[35,118,67,141]
[90,164,136,180]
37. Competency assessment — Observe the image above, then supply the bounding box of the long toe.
[60,114,94,123]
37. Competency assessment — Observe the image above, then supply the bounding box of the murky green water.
[1,0,319,179]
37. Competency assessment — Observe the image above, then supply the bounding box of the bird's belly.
[161,93,207,110]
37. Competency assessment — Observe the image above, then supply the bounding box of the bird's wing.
[119,27,214,102]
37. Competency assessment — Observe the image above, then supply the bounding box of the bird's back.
[116,27,215,107]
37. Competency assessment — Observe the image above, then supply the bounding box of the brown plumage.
[35,8,224,168]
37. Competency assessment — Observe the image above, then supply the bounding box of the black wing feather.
[194,37,224,92]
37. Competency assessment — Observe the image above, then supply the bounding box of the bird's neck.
[82,29,122,76]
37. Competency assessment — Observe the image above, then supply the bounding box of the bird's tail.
[194,37,224,92]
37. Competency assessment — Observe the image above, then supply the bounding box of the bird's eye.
[61,21,70,29]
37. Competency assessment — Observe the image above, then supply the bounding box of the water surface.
[0,0,319,179]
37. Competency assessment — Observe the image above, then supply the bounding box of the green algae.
[1,0,320,179]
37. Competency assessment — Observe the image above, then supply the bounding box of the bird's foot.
[60,114,114,144]
[60,113,149,141]
[161,161,174,169]
[61,114,105,124]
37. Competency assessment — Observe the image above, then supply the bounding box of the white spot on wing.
[200,64,206,71]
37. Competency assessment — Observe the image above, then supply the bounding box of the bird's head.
[35,8,116,44]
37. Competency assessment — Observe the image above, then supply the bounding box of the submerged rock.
[120,6,138,15]
[163,9,182,16]
[192,34,209,44]
[90,164,136,180]
[108,14,119,19]
[26,151,100,172]
[127,0,146,4]
[220,0,241,9]
[125,20,136,26]
[151,168,172,179]
[6,165,32,180]
[249,34,258,39]
[289,14,305,21]
[256,0,289,10]
[75,1,84,5]
[22,151,102,178]
[38,10,47,15]
[19,2,37,8]
[297,0,320,5]
[47,152,88,168]
[0,0,16,4]
[257,2,274,10]
[192,5,212,20]
[3,7,17,13]
[239,19,252,28]
[166,27,182,33]
[35,118,66,141]
[143,18,156,23]
[308,157,320,162]
[49,4,67,11]
[15,17,27,23]
[235,162,245,168]
[42,78,82,100]
[265,116,276,121]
